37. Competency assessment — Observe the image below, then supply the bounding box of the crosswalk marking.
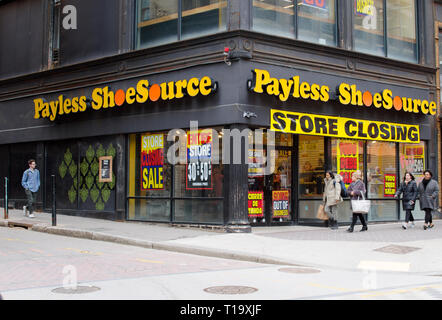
[358,261,410,272]
[136,258,164,264]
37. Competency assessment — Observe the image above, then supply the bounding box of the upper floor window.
[136,0,227,49]
[353,0,417,63]
[252,0,337,47]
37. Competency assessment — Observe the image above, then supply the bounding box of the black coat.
[418,179,439,210]
[395,180,418,210]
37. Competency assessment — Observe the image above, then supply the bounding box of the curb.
[0,221,299,267]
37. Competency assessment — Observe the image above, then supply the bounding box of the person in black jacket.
[394,172,418,230]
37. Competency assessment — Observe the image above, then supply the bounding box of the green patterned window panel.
[58,144,116,210]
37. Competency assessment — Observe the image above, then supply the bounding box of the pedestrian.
[322,171,343,230]
[394,172,418,230]
[347,170,368,232]
[417,170,439,230]
[21,159,40,218]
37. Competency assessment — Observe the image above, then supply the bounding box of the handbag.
[351,192,371,214]
[316,204,328,220]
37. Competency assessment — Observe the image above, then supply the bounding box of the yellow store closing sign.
[270,109,420,144]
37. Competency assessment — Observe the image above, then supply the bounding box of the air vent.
[52,48,60,65]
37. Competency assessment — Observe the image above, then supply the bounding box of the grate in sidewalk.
[278,267,321,274]
[52,285,101,295]
[374,245,421,255]
[204,286,258,295]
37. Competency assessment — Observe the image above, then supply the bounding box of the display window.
[332,139,364,187]
[367,141,397,199]
[400,142,426,184]
[299,135,325,199]
[128,128,224,223]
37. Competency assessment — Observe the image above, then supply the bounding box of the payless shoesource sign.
[249,69,437,116]
[33,76,217,121]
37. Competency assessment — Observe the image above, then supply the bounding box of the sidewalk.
[1,209,442,275]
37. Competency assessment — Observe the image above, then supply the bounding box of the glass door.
[248,133,293,226]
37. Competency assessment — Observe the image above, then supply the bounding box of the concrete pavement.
[1,209,442,275]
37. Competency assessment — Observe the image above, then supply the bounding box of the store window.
[353,0,384,57]
[298,0,337,46]
[252,0,337,46]
[440,31,442,103]
[367,141,397,199]
[353,0,417,62]
[128,128,224,224]
[252,0,295,39]
[332,139,364,187]
[174,128,224,224]
[137,0,178,48]
[398,141,426,221]
[128,132,172,222]
[386,0,417,62]
[366,141,399,222]
[299,135,325,198]
[400,142,426,184]
[136,0,226,49]
[181,0,227,40]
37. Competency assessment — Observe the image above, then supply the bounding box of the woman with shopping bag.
[347,170,369,233]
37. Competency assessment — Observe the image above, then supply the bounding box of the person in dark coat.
[395,172,418,230]
[347,170,368,233]
[418,170,439,230]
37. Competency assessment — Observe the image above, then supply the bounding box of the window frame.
[135,0,228,50]
[126,129,225,225]
[351,0,419,62]
[250,0,339,47]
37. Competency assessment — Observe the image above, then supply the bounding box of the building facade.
[0,0,439,231]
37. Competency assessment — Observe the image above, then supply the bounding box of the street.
[1,226,442,300]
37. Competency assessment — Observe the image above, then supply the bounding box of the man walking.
[21,159,40,218]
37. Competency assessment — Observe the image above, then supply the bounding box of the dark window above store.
[136,0,227,49]
[353,0,418,63]
[252,0,337,47]
[250,0,420,64]
[54,0,120,67]
[0,0,46,80]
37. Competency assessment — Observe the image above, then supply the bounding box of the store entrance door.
[248,147,293,226]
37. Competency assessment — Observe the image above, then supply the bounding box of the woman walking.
[347,170,368,233]
[418,170,439,230]
[394,172,418,230]
[323,171,343,230]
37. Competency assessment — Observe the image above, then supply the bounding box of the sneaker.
[424,224,428,230]
[29,214,35,218]
[402,223,407,230]
[429,223,435,229]
[23,206,27,216]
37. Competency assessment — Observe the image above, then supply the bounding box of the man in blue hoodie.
[21,159,40,218]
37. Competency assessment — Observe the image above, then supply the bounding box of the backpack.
[334,180,348,198]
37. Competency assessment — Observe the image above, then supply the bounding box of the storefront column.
[225,124,251,233]
[115,135,126,221]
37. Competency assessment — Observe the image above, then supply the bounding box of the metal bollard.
[51,175,56,226]
[4,177,8,220]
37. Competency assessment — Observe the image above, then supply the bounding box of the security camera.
[243,111,257,119]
